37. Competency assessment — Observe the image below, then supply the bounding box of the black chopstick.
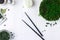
[25,12,43,36]
[22,20,45,40]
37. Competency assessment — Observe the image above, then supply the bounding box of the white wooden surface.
[0,0,60,40]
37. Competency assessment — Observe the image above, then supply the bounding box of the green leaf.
[1,9,6,14]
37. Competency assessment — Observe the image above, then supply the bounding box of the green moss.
[39,0,60,21]
[0,30,10,40]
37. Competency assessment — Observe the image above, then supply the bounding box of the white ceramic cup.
[8,0,15,5]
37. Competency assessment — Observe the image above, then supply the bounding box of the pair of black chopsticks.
[22,12,45,40]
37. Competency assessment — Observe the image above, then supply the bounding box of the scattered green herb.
[53,24,55,26]
[42,30,46,32]
[39,0,60,21]
[45,25,47,27]
[45,22,57,27]
[4,24,6,26]
[46,22,50,24]
[53,22,57,26]
[55,22,57,24]
[50,23,52,26]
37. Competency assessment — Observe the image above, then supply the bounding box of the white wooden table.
[0,0,60,40]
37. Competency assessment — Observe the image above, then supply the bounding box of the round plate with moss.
[0,30,14,40]
[39,0,60,21]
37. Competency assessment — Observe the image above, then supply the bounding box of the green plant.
[0,30,10,40]
[39,0,60,21]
